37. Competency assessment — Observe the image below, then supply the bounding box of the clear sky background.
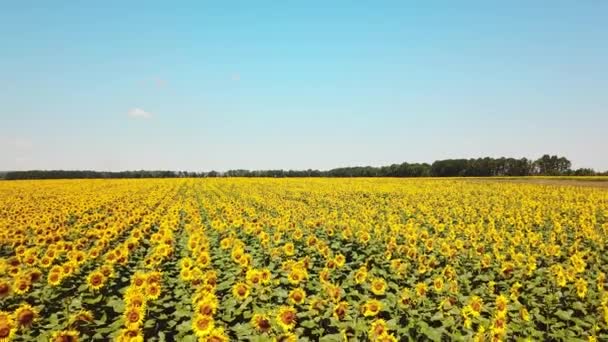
[1,1,607,171]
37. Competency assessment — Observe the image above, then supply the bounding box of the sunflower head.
[469,296,483,315]
[415,282,427,297]
[495,294,508,313]
[145,283,162,301]
[48,268,63,286]
[354,267,367,284]
[376,332,398,342]
[51,329,79,342]
[116,328,142,342]
[196,297,218,317]
[87,270,106,291]
[123,306,144,331]
[371,278,387,296]
[132,272,147,288]
[13,275,31,295]
[334,254,346,268]
[362,299,382,317]
[251,313,271,333]
[14,303,37,329]
[369,319,388,338]
[232,282,250,301]
[192,314,215,337]
[0,280,11,298]
[433,277,445,292]
[204,327,229,342]
[0,312,16,341]
[276,306,297,331]
[288,288,306,305]
[125,290,147,310]
[332,301,349,320]
[246,269,262,286]
[275,332,298,342]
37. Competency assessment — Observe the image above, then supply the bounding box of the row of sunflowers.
[0,178,607,341]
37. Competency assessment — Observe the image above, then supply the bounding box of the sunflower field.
[1,178,607,341]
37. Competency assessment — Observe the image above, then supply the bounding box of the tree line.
[1,155,606,180]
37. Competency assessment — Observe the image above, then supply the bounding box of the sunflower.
[69,309,94,324]
[28,269,42,283]
[123,306,144,330]
[125,291,146,310]
[369,319,388,338]
[319,268,331,284]
[251,313,272,333]
[519,307,530,322]
[398,289,413,308]
[287,268,307,285]
[146,271,162,285]
[13,275,31,295]
[491,315,507,337]
[354,267,367,284]
[14,303,37,329]
[180,267,193,281]
[0,280,11,299]
[131,272,147,288]
[180,257,194,270]
[100,264,114,278]
[283,243,295,256]
[274,333,298,342]
[197,252,211,268]
[334,254,346,268]
[332,301,349,320]
[232,282,250,301]
[146,282,162,301]
[116,328,143,342]
[371,278,387,296]
[468,296,483,317]
[50,329,79,342]
[309,297,326,313]
[495,294,508,315]
[86,271,106,291]
[276,306,297,331]
[461,306,474,329]
[362,299,382,317]
[203,327,229,342]
[433,277,444,292]
[40,257,52,268]
[203,270,217,286]
[238,254,251,268]
[48,269,63,287]
[376,332,398,342]
[246,269,262,286]
[195,297,218,317]
[220,238,232,250]
[0,311,16,341]
[288,288,306,305]
[509,282,522,301]
[192,314,215,338]
[415,282,427,297]
[576,278,588,299]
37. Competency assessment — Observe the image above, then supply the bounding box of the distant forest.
[2,155,606,180]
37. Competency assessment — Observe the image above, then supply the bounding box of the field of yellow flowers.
[0,178,607,341]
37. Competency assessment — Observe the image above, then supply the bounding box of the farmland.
[1,178,607,341]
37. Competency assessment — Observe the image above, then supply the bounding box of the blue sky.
[1,1,607,171]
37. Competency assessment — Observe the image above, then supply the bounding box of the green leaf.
[301,320,316,329]
[555,309,573,321]
[319,333,343,342]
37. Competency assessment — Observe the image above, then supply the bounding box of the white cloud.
[127,108,152,119]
